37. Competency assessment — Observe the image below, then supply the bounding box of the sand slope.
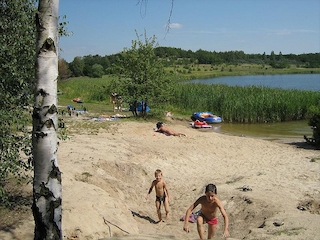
[1,120,319,240]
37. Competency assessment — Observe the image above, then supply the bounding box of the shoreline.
[175,67,320,81]
[168,117,312,146]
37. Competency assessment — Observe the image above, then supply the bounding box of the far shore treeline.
[58,47,320,79]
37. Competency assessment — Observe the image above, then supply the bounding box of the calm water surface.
[189,74,320,91]
[210,120,313,142]
[188,74,318,140]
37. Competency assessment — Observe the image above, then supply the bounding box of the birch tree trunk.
[32,0,62,239]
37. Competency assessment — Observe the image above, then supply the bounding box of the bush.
[305,114,320,147]
[91,64,104,78]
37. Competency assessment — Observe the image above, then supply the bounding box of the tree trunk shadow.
[130,210,157,224]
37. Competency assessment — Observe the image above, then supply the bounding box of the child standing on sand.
[183,184,230,239]
[145,169,170,223]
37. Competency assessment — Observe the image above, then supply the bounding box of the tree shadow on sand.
[130,210,157,224]
[286,141,319,150]
[0,193,32,238]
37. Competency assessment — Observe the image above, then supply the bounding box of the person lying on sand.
[145,169,170,223]
[154,122,187,137]
[183,184,230,239]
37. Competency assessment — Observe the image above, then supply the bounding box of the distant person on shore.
[145,169,170,223]
[110,92,122,112]
[183,184,230,239]
[154,122,187,137]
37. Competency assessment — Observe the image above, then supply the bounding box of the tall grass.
[58,76,115,103]
[58,76,117,113]
[171,83,320,123]
[58,73,320,123]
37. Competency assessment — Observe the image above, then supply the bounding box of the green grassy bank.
[167,63,320,80]
[58,64,320,123]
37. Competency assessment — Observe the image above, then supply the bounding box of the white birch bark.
[32,0,62,239]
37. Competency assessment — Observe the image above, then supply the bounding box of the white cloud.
[275,30,292,35]
[168,23,182,29]
[266,29,318,36]
[296,29,318,33]
[265,29,291,36]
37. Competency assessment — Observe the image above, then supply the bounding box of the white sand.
[1,120,319,240]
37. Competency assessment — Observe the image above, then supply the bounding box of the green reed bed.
[58,76,115,102]
[172,83,320,123]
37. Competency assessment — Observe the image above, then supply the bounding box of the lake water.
[207,120,313,142]
[188,74,319,141]
[189,74,320,91]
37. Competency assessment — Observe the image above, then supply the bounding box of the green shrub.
[306,114,320,147]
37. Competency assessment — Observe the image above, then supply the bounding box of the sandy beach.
[1,119,319,240]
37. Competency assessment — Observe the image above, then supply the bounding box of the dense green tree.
[91,63,104,78]
[0,0,35,204]
[262,52,267,61]
[58,58,71,79]
[277,51,283,61]
[111,31,175,116]
[270,51,276,62]
[304,104,320,147]
[195,49,212,64]
[69,56,84,77]
[298,53,320,68]
[306,114,320,148]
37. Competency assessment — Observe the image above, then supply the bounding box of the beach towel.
[180,213,196,223]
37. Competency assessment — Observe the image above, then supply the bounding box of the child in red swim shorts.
[183,184,230,239]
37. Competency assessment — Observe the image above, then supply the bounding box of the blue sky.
[59,0,320,62]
